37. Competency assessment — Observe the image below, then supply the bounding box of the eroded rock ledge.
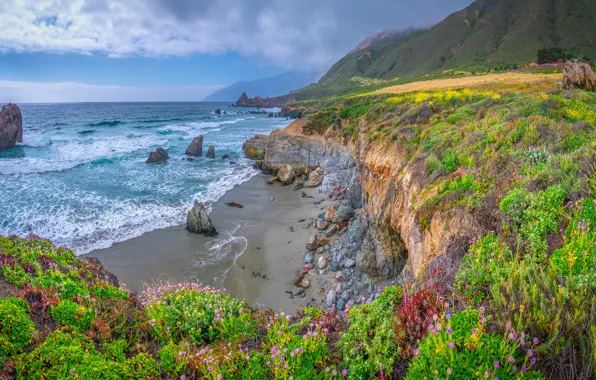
[244,119,482,281]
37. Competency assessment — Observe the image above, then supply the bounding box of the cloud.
[0,80,224,103]
[0,0,473,71]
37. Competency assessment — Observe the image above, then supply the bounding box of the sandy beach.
[86,173,331,314]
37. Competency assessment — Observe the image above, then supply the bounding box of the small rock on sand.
[225,202,244,208]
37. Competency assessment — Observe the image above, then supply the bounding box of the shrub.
[340,103,371,120]
[338,286,402,378]
[17,330,158,379]
[144,282,253,344]
[50,300,95,333]
[393,287,440,359]
[455,233,511,305]
[537,47,571,64]
[406,308,543,379]
[0,297,35,360]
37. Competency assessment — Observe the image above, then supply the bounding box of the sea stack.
[206,146,215,158]
[146,147,169,163]
[186,201,218,236]
[0,103,23,151]
[185,135,204,156]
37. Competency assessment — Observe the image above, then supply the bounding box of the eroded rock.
[185,135,204,156]
[277,165,295,185]
[305,167,323,188]
[146,147,169,164]
[559,61,596,91]
[206,146,216,158]
[186,201,218,236]
[0,103,23,151]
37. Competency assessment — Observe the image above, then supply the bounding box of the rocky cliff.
[235,92,288,107]
[0,103,23,151]
[244,115,481,280]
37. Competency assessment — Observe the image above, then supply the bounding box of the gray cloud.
[0,0,473,71]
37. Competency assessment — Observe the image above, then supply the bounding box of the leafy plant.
[0,297,35,360]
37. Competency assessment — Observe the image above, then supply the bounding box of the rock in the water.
[186,200,218,236]
[206,146,216,158]
[334,205,355,222]
[0,103,22,151]
[146,147,169,163]
[305,167,323,188]
[324,208,336,221]
[326,290,336,307]
[221,154,229,160]
[344,258,356,268]
[215,108,222,115]
[559,61,596,91]
[277,165,295,185]
[317,256,328,269]
[185,135,204,156]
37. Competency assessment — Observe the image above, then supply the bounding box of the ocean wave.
[77,129,96,135]
[0,163,258,255]
[0,134,166,175]
[88,120,125,127]
[159,118,246,134]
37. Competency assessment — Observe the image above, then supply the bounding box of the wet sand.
[86,174,329,314]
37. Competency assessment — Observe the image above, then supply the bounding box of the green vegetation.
[4,73,596,378]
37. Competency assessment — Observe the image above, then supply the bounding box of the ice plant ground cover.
[2,84,596,378]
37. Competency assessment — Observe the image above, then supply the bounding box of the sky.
[0,0,473,102]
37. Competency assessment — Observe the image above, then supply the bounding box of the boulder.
[326,290,336,307]
[186,201,218,236]
[305,168,323,188]
[206,146,216,159]
[559,61,596,91]
[334,205,355,222]
[0,103,23,151]
[324,208,336,221]
[317,256,328,270]
[277,165,295,185]
[221,154,229,160]
[185,135,204,156]
[146,147,169,164]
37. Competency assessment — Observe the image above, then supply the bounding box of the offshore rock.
[0,103,23,151]
[146,147,169,163]
[559,62,596,91]
[186,201,218,236]
[206,146,216,159]
[185,135,204,156]
[221,154,229,160]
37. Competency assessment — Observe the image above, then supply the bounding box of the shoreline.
[85,174,331,314]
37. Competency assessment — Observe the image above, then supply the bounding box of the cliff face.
[0,103,23,151]
[245,118,481,279]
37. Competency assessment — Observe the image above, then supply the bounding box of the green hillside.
[295,0,596,99]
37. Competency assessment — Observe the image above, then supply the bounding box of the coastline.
[86,173,329,314]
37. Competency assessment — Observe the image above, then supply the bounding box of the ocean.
[0,102,289,254]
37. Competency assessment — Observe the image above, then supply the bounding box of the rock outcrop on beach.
[0,103,23,151]
[206,146,216,159]
[185,135,204,156]
[559,61,596,91]
[186,201,218,236]
[146,147,169,164]
[277,165,295,185]
[305,167,324,188]
[243,134,269,159]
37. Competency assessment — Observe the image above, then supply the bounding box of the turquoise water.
[0,103,288,254]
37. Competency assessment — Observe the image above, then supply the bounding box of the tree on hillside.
[537,47,572,64]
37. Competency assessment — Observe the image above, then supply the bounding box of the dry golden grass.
[367,72,562,96]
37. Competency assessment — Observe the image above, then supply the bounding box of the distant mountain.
[203,71,317,102]
[309,0,596,93]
